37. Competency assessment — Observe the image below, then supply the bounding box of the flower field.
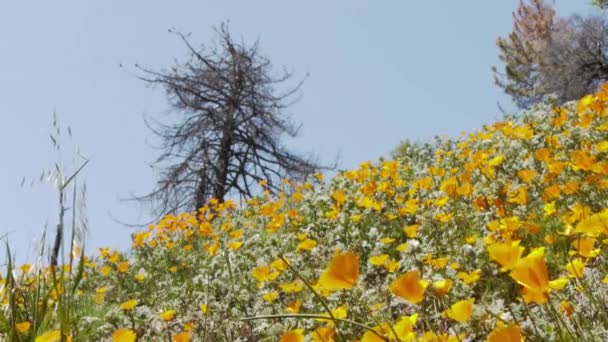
[7,87,608,341]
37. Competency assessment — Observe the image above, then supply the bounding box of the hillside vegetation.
[6,86,608,341]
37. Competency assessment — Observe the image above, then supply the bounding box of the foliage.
[593,0,608,9]
[389,139,435,164]
[494,0,608,108]
[494,0,567,108]
[6,86,608,340]
[2,117,91,342]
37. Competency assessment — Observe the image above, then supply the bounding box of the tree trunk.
[213,106,235,203]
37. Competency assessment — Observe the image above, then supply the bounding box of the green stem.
[518,295,541,339]
[546,299,576,342]
[279,256,348,342]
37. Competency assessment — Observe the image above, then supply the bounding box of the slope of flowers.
[6,86,608,341]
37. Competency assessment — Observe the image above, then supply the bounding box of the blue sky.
[0,1,594,261]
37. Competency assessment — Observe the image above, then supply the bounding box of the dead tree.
[132,24,328,216]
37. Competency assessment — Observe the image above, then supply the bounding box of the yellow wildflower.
[160,309,176,321]
[251,265,279,283]
[35,330,61,342]
[16,321,31,334]
[316,304,348,325]
[100,265,112,276]
[173,332,191,342]
[487,240,524,272]
[117,261,129,273]
[112,328,137,342]
[432,279,453,296]
[228,241,244,251]
[445,298,474,323]
[280,281,304,293]
[279,329,305,342]
[369,254,389,266]
[456,269,481,285]
[390,270,428,304]
[285,300,302,313]
[560,300,574,316]
[565,258,586,278]
[119,299,138,311]
[318,251,360,290]
[380,237,395,244]
[487,323,523,342]
[332,189,347,206]
[312,326,335,342]
[510,248,549,304]
[297,239,317,252]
